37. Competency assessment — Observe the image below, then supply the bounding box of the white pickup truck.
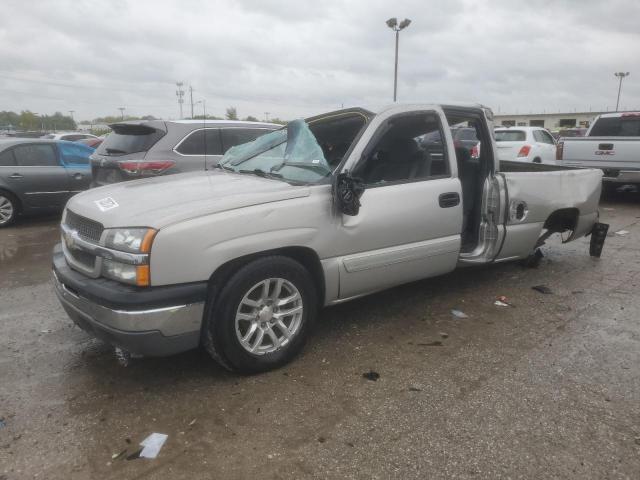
[53,104,608,373]
[557,112,640,189]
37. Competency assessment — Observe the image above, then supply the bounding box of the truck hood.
[66,170,311,229]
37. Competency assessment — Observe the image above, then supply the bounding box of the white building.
[493,111,606,130]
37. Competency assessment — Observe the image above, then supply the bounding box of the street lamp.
[614,72,630,111]
[195,100,207,119]
[118,107,125,120]
[386,17,411,102]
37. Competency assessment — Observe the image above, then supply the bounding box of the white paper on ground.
[139,433,168,459]
[615,230,629,236]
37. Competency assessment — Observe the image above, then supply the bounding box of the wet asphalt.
[0,191,639,479]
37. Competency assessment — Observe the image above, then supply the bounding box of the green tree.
[243,115,259,122]
[225,107,238,120]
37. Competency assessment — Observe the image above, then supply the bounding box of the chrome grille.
[64,210,104,243]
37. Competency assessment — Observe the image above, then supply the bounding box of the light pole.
[614,72,630,111]
[195,100,207,119]
[386,17,411,102]
[176,82,185,119]
[189,85,194,119]
[118,107,125,120]
[264,112,270,122]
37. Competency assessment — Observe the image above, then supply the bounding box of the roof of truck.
[596,111,640,119]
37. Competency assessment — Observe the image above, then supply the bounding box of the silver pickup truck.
[53,104,607,373]
[557,112,640,189]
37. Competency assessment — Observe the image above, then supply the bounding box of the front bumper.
[53,245,207,356]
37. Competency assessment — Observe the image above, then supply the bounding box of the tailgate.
[560,138,640,169]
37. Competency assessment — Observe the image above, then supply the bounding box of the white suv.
[494,127,557,164]
[42,132,99,142]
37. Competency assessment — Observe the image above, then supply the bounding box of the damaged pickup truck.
[53,104,608,373]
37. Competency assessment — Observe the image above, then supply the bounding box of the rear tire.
[0,191,18,227]
[533,157,541,163]
[203,256,317,374]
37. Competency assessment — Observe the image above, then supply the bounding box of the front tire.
[203,256,317,373]
[0,192,18,227]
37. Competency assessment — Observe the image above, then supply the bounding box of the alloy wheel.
[234,277,303,355]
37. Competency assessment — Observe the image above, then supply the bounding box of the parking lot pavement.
[1,192,639,479]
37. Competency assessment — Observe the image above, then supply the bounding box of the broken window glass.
[219,119,330,184]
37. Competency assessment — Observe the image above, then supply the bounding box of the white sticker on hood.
[95,197,119,212]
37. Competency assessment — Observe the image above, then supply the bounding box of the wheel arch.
[543,207,580,234]
[206,246,326,310]
[0,187,22,214]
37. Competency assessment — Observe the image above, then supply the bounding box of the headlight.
[104,228,156,254]
[101,228,156,286]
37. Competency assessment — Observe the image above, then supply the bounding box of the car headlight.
[104,228,156,253]
[101,228,156,286]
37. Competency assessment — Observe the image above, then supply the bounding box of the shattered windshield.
[218,119,331,183]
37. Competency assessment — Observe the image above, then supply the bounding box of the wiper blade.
[271,161,331,175]
[238,168,283,179]
[215,163,234,172]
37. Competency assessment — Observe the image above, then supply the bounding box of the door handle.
[439,192,460,208]
[73,173,83,180]
[8,173,23,179]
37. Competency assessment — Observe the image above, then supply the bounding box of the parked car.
[53,104,606,373]
[78,137,104,149]
[494,127,557,164]
[557,112,640,190]
[90,120,280,186]
[0,139,93,226]
[42,132,99,142]
[558,127,587,138]
[451,126,479,156]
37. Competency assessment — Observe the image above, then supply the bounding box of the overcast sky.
[1,0,639,121]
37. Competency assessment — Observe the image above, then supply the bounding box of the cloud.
[0,0,638,121]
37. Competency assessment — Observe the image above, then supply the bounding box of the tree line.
[0,110,76,131]
[1,107,288,132]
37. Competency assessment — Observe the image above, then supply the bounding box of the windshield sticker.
[95,197,119,212]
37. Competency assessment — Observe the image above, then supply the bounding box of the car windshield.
[495,130,526,141]
[218,119,331,184]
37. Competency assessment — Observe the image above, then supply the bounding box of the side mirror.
[334,172,365,216]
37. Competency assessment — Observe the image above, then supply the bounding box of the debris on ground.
[532,285,553,295]
[126,448,142,461]
[0,419,5,429]
[111,449,127,460]
[494,295,512,307]
[439,332,449,339]
[408,386,422,392]
[417,341,443,347]
[450,309,468,319]
[614,230,629,236]
[362,370,380,381]
[139,433,168,459]
[115,348,131,367]
[188,418,197,427]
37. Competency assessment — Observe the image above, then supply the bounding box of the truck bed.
[498,160,576,173]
